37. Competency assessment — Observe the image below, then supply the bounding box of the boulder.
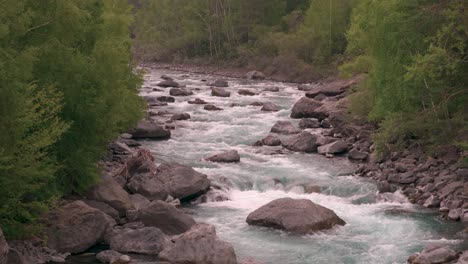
[129,194,151,210]
[204,104,223,111]
[270,121,300,135]
[290,97,324,119]
[169,88,193,96]
[159,223,237,264]
[250,102,264,106]
[156,96,175,103]
[46,201,115,253]
[87,174,133,216]
[96,250,130,264]
[262,87,279,92]
[82,200,120,221]
[246,198,345,234]
[408,244,458,264]
[108,227,171,255]
[6,241,68,264]
[238,89,256,96]
[305,78,360,98]
[299,118,320,129]
[188,98,207,105]
[348,148,368,161]
[261,102,280,112]
[127,173,168,201]
[317,140,348,155]
[157,80,179,88]
[0,228,8,264]
[261,134,281,146]
[282,132,318,152]
[135,201,195,235]
[458,251,468,264]
[156,162,211,200]
[170,113,191,121]
[206,150,240,163]
[130,121,171,139]
[209,79,229,87]
[211,87,230,97]
[246,71,265,80]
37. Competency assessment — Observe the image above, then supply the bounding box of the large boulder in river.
[0,228,8,264]
[130,121,171,139]
[46,201,115,253]
[246,70,265,80]
[246,198,345,234]
[211,87,231,97]
[305,77,360,98]
[170,113,191,121]
[282,132,318,152]
[206,150,240,163]
[157,80,179,88]
[238,89,256,96]
[270,121,300,135]
[290,97,324,119]
[156,162,211,200]
[108,227,171,255]
[127,173,168,201]
[159,223,237,264]
[317,140,348,155]
[299,118,320,129]
[170,88,193,96]
[261,134,281,146]
[408,244,458,264]
[135,200,195,235]
[204,104,223,111]
[209,79,229,87]
[87,174,134,216]
[96,250,130,264]
[188,98,207,105]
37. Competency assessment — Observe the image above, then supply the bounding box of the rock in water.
[348,148,368,161]
[170,113,191,121]
[282,132,318,152]
[317,140,348,155]
[238,89,256,96]
[169,88,193,96]
[209,79,229,87]
[188,98,207,105]
[261,134,281,146]
[261,102,280,112]
[0,228,8,264]
[159,223,238,264]
[107,227,171,255]
[299,118,320,129]
[87,174,134,216]
[156,162,211,200]
[130,121,171,139]
[135,201,195,235]
[290,97,324,119]
[204,104,223,111]
[211,87,231,97]
[246,71,265,80]
[96,250,130,264]
[408,244,458,264]
[246,198,345,234]
[206,150,241,163]
[46,201,115,253]
[270,121,300,134]
[157,80,179,88]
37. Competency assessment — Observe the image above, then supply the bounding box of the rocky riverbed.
[1,68,467,264]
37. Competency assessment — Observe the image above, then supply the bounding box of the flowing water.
[138,69,464,264]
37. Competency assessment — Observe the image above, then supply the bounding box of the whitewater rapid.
[140,69,463,264]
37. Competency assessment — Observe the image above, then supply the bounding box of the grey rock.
[439,181,464,199]
[204,104,223,111]
[170,113,191,121]
[83,200,120,220]
[317,140,348,155]
[448,208,462,221]
[96,250,130,264]
[156,96,175,103]
[209,79,229,87]
[87,174,134,216]
[270,121,300,134]
[6,240,68,264]
[458,251,468,264]
[129,194,151,210]
[299,118,320,129]
[423,195,441,208]
[348,148,368,161]
[159,223,237,264]
[206,150,240,163]
[130,121,171,139]
[238,89,256,96]
[46,201,115,253]
[108,227,171,255]
[246,71,265,80]
[246,198,345,234]
[261,134,281,146]
[261,102,280,112]
[135,201,195,235]
[127,173,168,201]
[399,172,417,184]
[188,98,207,104]
[156,162,211,200]
[304,78,358,97]
[211,87,230,97]
[157,80,179,88]
[282,132,318,153]
[169,88,193,96]
[290,97,324,119]
[262,87,279,92]
[409,244,458,264]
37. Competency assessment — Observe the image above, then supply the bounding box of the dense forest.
[0,0,467,240]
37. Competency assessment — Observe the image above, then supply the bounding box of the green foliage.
[344,0,468,153]
[0,0,143,238]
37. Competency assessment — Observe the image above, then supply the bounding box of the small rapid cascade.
[140,69,464,264]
